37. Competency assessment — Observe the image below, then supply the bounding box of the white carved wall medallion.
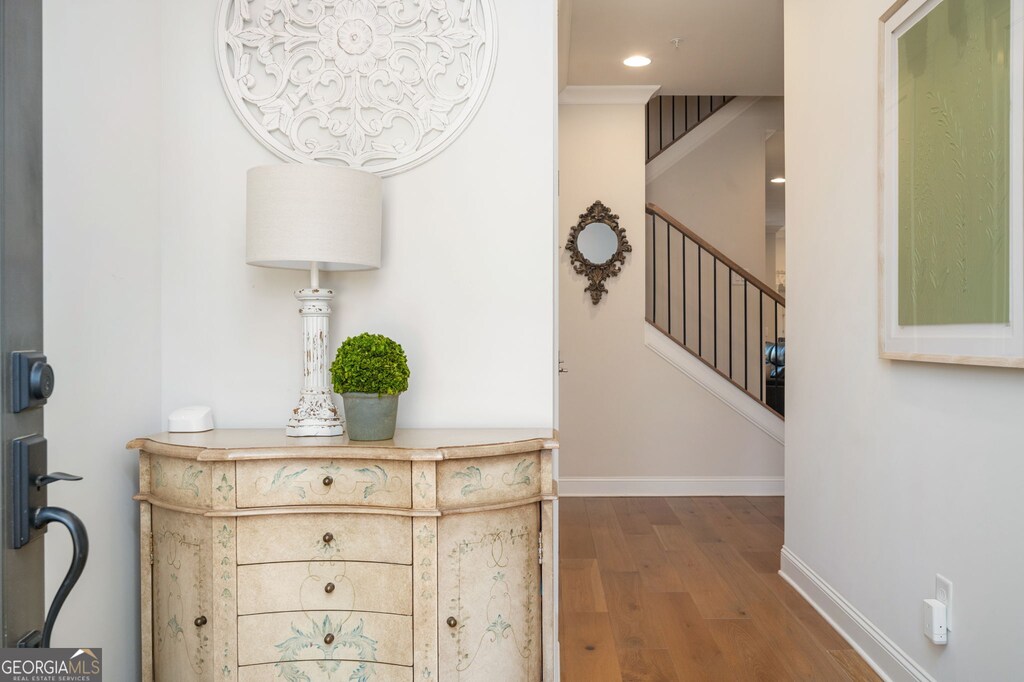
[216,0,498,176]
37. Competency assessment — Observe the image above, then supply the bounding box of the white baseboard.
[779,546,936,682]
[644,322,784,445]
[558,476,783,497]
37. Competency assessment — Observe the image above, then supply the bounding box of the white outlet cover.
[935,574,953,631]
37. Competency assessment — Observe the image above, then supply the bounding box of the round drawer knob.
[322,532,334,544]
[324,633,335,645]
[194,615,207,627]
[324,582,335,594]
[323,475,333,487]
[446,617,458,628]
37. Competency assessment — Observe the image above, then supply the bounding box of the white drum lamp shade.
[246,164,382,271]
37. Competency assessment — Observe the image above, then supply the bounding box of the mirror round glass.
[576,222,619,265]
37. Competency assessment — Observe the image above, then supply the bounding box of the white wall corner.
[780,547,938,682]
[559,476,783,497]
[646,96,761,184]
[559,85,661,105]
[643,322,784,445]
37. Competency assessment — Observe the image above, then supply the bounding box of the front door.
[0,0,48,646]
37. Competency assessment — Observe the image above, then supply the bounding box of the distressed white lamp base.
[287,285,343,437]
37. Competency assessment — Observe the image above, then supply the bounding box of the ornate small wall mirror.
[566,200,632,304]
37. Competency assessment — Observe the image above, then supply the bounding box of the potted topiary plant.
[331,332,410,441]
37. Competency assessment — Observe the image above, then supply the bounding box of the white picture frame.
[879,0,1024,367]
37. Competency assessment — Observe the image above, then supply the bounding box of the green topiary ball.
[331,332,410,396]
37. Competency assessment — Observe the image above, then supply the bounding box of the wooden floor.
[558,497,880,681]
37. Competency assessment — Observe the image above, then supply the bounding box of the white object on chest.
[167,406,214,433]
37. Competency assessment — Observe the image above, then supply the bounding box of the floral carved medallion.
[216,0,498,176]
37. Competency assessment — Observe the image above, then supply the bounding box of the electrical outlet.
[935,574,953,631]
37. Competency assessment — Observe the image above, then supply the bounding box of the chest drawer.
[237,611,413,668]
[236,513,411,565]
[237,561,411,616]
[438,451,542,508]
[237,661,412,681]
[236,459,412,509]
[149,455,212,508]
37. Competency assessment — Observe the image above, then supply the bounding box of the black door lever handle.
[32,472,82,487]
[31,506,88,648]
[10,436,90,647]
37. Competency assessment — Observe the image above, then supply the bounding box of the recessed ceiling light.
[624,56,651,67]
[770,177,786,184]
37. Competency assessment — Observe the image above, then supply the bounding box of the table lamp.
[246,164,382,436]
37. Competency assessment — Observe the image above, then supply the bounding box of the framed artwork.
[880,0,1024,366]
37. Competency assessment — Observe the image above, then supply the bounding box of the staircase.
[645,203,785,422]
[646,95,735,162]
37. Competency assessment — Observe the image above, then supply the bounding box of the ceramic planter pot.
[342,392,400,441]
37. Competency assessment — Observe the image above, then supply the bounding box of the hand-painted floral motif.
[153,522,209,677]
[216,473,234,502]
[451,466,492,496]
[355,465,390,499]
[152,459,166,488]
[177,465,204,497]
[216,524,235,549]
[416,524,436,549]
[267,466,310,499]
[255,462,404,503]
[415,470,433,502]
[446,521,537,674]
[274,615,378,682]
[501,460,534,487]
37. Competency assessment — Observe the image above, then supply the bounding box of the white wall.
[648,98,783,280]
[159,1,555,431]
[42,0,162,673]
[786,2,1024,678]
[42,1,556,678]
[559,102,783,488]
[766,231,785,295]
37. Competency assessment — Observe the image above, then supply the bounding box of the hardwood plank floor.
[559,497,880,681]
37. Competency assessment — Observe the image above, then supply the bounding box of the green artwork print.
[897,0,1011,325]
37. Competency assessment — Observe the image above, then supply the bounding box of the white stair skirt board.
[646,96,761,185]
[558,85,661,105]
[559,476,783,497]
[780,547,937,682]
[643,322,784,445]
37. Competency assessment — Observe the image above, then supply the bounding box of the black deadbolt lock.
[12,351,54,412]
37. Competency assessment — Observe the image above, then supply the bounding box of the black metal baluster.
[652,215,657,322]
[728,268,733,378]
[744,281,749,390]
[759,292,764,402]
[646,100,650,161]
[713,259,718,369]
[681,234,687,346]
[684,95,689,132]
[671,96,676,143]
[774,301,779,356]
[658,97,663,152]
[697,247,703,358]
[666,216,671,336]
[775,300,781,414]
[647,210,655,319]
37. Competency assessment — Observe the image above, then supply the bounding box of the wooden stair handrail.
[646,203,785,306]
